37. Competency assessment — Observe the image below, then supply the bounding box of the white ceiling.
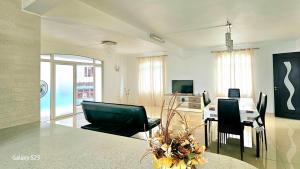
[42,18,163,54]
[79,0,300,49]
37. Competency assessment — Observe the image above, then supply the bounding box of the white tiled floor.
[52,107,300,169]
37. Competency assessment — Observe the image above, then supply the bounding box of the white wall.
[125,38,300,113]
[168,39,300,113]
[124,55,139,105]
[0,0,41,129]
[251,39,300,113]
[41,36,127,103]
[166,49,216,96]
[124,50,216,105]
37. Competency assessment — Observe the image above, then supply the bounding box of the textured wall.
[0,0,41,129]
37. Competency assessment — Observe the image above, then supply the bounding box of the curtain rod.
[211,48,259,53]
[137,55,167,58]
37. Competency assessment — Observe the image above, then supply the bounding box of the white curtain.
[138,56,166,106]
[216,49,254,98]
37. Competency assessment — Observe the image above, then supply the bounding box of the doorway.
[55,64,74,118]
[273,52,300,119]
[40,54,103,121]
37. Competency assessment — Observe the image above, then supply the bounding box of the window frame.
[40,54,103,120]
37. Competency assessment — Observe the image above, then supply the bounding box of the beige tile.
[281,162,300,169]
[52,107,300,169]
[245,159,285,169]
[276,147,300,165]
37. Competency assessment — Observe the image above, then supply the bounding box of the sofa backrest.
[81,101,148,131]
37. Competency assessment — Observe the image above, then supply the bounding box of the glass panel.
[40,62,51,122]
[76,65,94,106]
[41,55,51,60]
[54,54,93,63]
[95,60,102,64]
[95,66,102,102]
[55,65,74,117]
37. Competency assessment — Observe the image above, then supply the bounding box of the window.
[40,61,51,122]
[54,54,93,63]
[40,54,103,121]
[41,54,51,60]
[138,56,166,106]
[216,49,254,97]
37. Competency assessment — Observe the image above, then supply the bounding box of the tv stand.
[164,94,202,111]
[164,93,194,96]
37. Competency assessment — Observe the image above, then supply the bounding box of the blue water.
[40,88,94,112]
[55,83,73,110]
[41,90,50,112]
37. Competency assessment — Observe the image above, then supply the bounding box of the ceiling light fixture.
[149,33,165,43]
[101,40,120,72]
[225,21,233,52]
[101,40,117,45]
[162,20,234,52]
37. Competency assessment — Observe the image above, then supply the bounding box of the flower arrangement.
[141,94,206,169]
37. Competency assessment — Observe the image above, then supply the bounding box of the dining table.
[203,97,262,157]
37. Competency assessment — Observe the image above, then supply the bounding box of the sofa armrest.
[146,118,161,131]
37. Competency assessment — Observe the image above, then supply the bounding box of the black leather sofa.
[81,101,161,137]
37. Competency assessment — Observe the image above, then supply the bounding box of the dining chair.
[203,91,213,137]
[202,91,211,107]
[259,93,268,151]
[217,99,244,160]
[256,92,262,110]
[228,88,241,98]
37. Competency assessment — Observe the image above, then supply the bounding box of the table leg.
[205,119,208,149]
[256,131,260,157]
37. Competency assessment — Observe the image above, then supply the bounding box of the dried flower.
[141,93,206,169]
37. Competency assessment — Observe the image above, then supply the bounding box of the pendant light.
[225,21,233,52]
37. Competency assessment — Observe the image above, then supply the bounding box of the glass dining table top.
[204,97,260,123]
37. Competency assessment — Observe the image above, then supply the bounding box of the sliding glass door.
[76,65,95,112]
[95,66,102,102]
[40,54,103,121]
[40,61,51,121]
[55,64,74,117]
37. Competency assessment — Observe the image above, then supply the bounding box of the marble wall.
[0,0,41,129]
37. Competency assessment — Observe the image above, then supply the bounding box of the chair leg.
[243,140,245,152]
[240,133,244,160]
[251,127,254,145]
[208,121,211,143]
[242,133,244,152]
[220,133,222,148]
[149,129,152,138]
[264,129,268,151]
[217,132,220,154]
[261,130,264,141]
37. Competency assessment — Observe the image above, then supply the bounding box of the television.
[172,80,193,94]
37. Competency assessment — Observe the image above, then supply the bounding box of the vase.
[160,165,196,169]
